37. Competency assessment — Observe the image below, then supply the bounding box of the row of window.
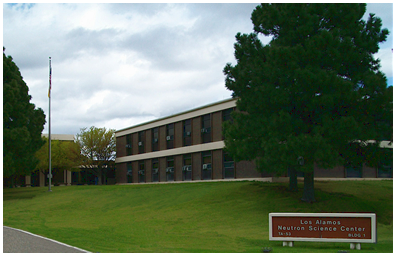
[124,108,233,156]
[126,151,235,183]
[288,163,393,178]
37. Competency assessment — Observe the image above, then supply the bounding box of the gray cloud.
[3,3,392,136]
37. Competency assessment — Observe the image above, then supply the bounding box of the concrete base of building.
[115,177,392,185]
[302,177,393,181]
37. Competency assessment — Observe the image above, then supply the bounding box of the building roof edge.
[115,97,236,134]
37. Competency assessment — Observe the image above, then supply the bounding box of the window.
[183,154,192,181]
[345,163,362,178]
[166,157,174,181]
[152,128,159,152]
[183,119,192,146]
[378,148,392,178]
[138,131,145,154]
[222,108,233,123]
[126,134,132,156]
[223,152,234,179]
[201,114,211,144]
[202,151,212,180]
[222,108,233,140]
[138,161,145,183]
[166,124,174,149]
[152,158,159,182]
[127,162,133,183]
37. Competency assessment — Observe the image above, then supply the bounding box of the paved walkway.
[3,226,90,253]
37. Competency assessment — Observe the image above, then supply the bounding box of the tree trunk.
[288,166,298,192]
[97,167,102,185]
[8,174,15,188]
[103,170,107,185]
[301,171,315,203]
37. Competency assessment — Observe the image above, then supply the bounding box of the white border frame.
[269,213,376,243]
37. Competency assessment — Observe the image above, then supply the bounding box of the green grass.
[3,180,393,253]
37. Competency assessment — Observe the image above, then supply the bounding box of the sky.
[3,3,394,136]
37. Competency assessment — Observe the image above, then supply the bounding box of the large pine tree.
[223,4,391,202]
[3,48,46,186]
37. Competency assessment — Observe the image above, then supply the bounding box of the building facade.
[115,98,392,184]
[115,98,271,184]
[24,134,75,187]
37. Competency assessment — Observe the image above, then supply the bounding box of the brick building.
[115,98,392,184]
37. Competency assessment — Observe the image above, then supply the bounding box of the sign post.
[269,213,376,250]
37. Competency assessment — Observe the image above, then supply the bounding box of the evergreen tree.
[223,4,391,202]
[3,48,46,186]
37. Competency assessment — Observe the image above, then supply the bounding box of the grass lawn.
[3,180,393,253]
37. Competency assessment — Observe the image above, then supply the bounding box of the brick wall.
[175,155,183,181]
[212,149,223,179]
[192,117,201,145]
[159,126,166,151]
[175,121,183,148]
[212,111,222,142]
[132,133,138,155]
[116,136,126,158]
[363,164,377,178]
[159,157,166,182]
[235,161,262,178]
[145,159,152,182]
[145,130,152,153]
[314,164,344,178]
[192,152,201,180]
[116,163,127,183]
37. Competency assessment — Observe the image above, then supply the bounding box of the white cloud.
[3,3,393,136]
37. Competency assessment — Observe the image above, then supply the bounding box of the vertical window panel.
[152,158,159,182]
[183,154,192,181]
[166,157,174,181]
[152,128,159,152]
[126,134,132,156]
[138,160,145,183]
[202,151,212,180]
[138,131,145,154]
[127,162,133,183]
[166,124,174,149]
[183,119,192,146]
[201,114,211,144]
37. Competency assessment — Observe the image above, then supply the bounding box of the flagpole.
[48,57,52,192]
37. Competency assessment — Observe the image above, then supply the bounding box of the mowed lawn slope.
[3,180,393,253]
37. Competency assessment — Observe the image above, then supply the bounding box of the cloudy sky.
[3,3,393,136]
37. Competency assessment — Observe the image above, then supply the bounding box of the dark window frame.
[166,156,174,181]
[126,134,132,156]
[152,127,159,152]
[166,124,174,149]
[152,158,159,182]
[202,151,212,180]
[222,108,233,123]
[138,131,145,154]
[183,154,192,181]
[222,108,234,140]
[223,151,235,179]
[138,160,145,183]
[126,162,133,183]
[183,119,192,146]
[345,163,363,178]
[201,114,211,144]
